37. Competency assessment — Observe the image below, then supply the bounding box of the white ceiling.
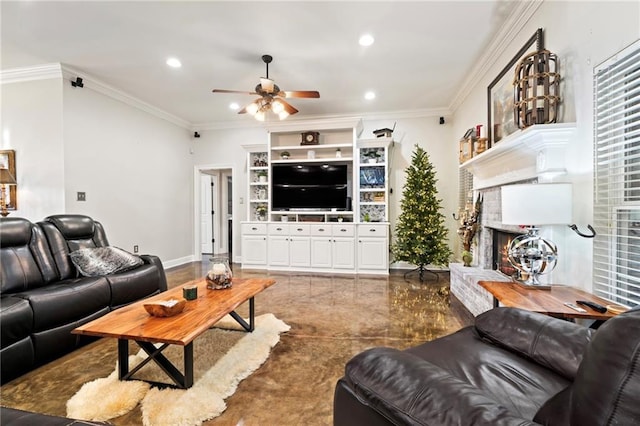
[1,1,518,128]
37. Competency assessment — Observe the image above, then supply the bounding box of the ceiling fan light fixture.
[255,110,266,121]
[245,101,260,115]
[260,78,275,93]
[278,110,290,120]
[271,99,285,114]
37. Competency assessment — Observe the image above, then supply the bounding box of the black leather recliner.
[334,306,640,425]
[0,215,167,384]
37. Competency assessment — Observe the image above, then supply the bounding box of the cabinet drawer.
[310,224,332,236]
[357,224,388,238]
[268,224,289,235]
[332,224,355,237]
[289,224,310,235]
[242,223,267,235]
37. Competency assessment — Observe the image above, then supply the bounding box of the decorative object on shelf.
[392,145,452,282]
[501,183,572,288]
[280,151,290,159]
[488,28,544,146]
[337,216,344,222]
[335,148,342,158]
[258,188,267,200]
[212,54,320,121]
[363,150,381,164]
[360,168,385,186]
[206,256,233,290]
[373,122,395,138]
[0,150,17,215]
[307,150,316,159]
[363,212,371,222]
[257,170,268,183]
[281,215,288,222]
[474,138,488,156]
[301,131,320,145]
[514,48,560,129]
[256,204,268,220]
[456,194,482,253]
[459,138,473,164]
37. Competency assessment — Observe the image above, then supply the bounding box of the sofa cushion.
[474,307,594,380]
[569,307,640,425]
[1,218,58,293]
[106,264,162,308]
[0,338,34,384]
[44,215,109,252]
[405,326,570,420]
[0,296,33,347]
[13,277,111,331]
[69,247,143,277]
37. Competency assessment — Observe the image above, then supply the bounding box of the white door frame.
[193,164,235,262]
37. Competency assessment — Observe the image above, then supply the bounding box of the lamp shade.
[0,168,16,185]
[501,183,572,225]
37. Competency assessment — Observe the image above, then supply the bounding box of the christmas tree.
[392,145,452,281]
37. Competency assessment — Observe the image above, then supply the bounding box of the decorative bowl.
[144,299,186,317]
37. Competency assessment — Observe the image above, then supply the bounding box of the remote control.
[564,302,587,313]
[576,300,608,313]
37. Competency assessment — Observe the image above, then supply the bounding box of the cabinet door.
[289,237,311,267]
[358,238,388,270]
[242,235,267,265]
[311,237,332,268]
[268,236,289,266]
[333,237,355,269]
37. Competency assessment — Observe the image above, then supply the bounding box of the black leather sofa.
[0,215,167,384]
[334,306,640,425]
[0,406,110,425]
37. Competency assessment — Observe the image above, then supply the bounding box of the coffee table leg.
[184,342,194,388]
[229,296,255,332]
[118,339,129,380]
[493,297,499,308]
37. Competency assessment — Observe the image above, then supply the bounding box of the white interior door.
[200,174,213,254]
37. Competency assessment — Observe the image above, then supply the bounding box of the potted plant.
[363,212,371,222]
[280,151,290,160]
[335,148,342,158]
[256,205,267,220]
[257,170,268,183]
[364,150,381,164]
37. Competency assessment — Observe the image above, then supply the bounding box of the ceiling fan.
[212,54,320,121]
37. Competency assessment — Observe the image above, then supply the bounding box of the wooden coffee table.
[73,277,276,389]
[478,280,620,323]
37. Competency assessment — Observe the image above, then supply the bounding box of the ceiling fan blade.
[212,89,258,95]
[277,99,299,115]
[237,106,248,114]
[281,90,320,99]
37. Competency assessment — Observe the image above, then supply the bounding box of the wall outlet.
[77,192,86,201]
[133,245,139,253]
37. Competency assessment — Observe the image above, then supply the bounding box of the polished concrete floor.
[1,262,472,425]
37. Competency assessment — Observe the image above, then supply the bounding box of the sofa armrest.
[342,347,541,426]
[139,254,168,292]
[475,307,594,380]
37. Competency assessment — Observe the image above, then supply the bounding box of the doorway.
[194,166,234,262]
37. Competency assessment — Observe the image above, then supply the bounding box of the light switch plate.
[77,192,86,201]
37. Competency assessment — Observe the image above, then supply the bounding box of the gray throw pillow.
[69,246,144,277]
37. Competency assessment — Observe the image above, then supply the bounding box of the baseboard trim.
[163,255,195,269]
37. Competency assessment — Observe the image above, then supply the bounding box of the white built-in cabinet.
[241,119,391,274]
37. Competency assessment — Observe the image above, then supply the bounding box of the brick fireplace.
[450,123,576,316]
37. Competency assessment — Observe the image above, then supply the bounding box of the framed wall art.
[0,149,17,210]
[487,28,543,146]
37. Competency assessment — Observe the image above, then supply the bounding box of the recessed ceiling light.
[359,34,375,47]
[166,57,182,68]
[364,91,376,100]
[229,102,240,110]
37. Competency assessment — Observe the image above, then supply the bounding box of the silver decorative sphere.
[507,228,558,286]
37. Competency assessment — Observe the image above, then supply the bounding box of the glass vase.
[206,257,233,289]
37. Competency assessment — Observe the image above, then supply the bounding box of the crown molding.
[60,65,190,129]
[1,62,190,129]
[448,0,544,113]
[0,63,63,84]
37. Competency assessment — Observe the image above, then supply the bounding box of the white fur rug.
[67,313,289,426]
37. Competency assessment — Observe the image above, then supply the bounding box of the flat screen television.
[272,164,348,210]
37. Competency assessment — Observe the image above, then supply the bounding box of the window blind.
[593,39,640,307]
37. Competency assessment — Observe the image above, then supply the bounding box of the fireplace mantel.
[460,123,576,189]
